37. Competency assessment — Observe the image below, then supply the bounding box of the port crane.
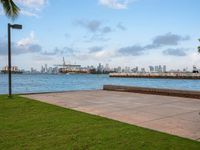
[54,57,88,74]
[54,57,81,68]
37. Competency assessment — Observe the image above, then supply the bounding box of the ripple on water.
[1,74,200,94]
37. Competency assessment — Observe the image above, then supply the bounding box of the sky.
[0,0,200,71]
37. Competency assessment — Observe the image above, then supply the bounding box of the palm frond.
[0,0,20,20]
[198,46,200,54]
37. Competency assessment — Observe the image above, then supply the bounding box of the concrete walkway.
[22,90,200,141]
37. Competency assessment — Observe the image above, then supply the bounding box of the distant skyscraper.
[105,64,110,72]
[163,65,167,72]
[97,63,103,73]
[131,66,139,73]
[154,65,163,73]
[158,65,162,72]
[141,68,146,73]
[149,66,154,72]
[45,64,48,73]
[41,65,45,73]
[117,66,122,73]
[125,66,130,73]
[155,66,159,72]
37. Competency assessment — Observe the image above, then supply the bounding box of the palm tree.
[0,0,20,20]
[198,39,200,53]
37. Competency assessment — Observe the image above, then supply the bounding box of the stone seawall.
[109,73,200,79]
[103,85,200,99]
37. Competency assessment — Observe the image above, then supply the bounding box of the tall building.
[141,68,146,73]
[149,66,154,72]
[105,64,110,72]
[124,66,130,73]
[132,66,139,73]
[155,66,159,72]
[97,63,103,73]
[114,66,121,73]
[163,65,167,72]
[158,65,162,72]
[155,65,163,73]
[41,65,45,73]
[45,64,48,73]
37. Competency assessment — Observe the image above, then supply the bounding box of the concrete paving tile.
[133,104,194,117]
[171,111,200,123]
[22,90,200,141]
[165,101,200,111]
[103,110,163,124]
[139,118,200,140]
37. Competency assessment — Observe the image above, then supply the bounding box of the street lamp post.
[8,23,22,97]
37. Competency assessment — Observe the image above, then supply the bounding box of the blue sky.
[0,0,200,70]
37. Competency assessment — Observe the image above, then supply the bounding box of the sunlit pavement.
[22,90,200,141]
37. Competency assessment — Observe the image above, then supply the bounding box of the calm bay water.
[1,74,200,94]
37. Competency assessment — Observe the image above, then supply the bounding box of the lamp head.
[11,24,22,29]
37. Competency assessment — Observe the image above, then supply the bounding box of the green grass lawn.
[0,95,199,150]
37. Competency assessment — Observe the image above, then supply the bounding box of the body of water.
[1,74,200,94]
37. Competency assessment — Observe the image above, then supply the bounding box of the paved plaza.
[22,90,200,141]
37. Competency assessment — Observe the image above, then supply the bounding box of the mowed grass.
[0,95,199,150]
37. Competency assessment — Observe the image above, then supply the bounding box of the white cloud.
[99,0,133,9]
[94,50,112,58]
[15,0,47,8]
[17,31,36,46]
[0,31,42,56]
[188,52,200,65]
[0,7,3,15]
[75,47,116,62]
[20,10,38,17]
[15,0,48,17]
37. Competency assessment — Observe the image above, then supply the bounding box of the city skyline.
[0,0,200,70]
[1,62,195,74]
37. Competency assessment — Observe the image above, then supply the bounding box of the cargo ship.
[58,65,89,74]
[56,57,89,74]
